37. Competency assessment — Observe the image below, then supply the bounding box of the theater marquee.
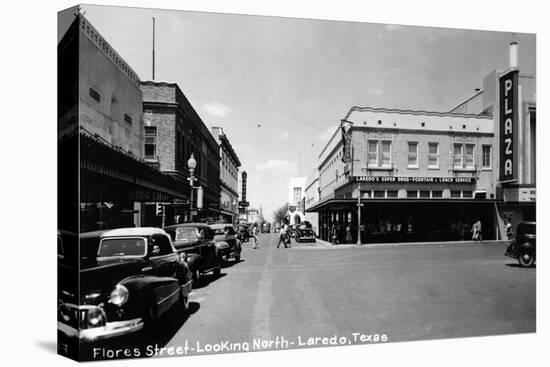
[499,68,519,183]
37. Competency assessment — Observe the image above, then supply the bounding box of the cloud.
[385,24,402,31]
[368,87,384,96]
[256,159,298,173]
[203,102,233,118]
[317,126,336,142]
[280,131,290,141]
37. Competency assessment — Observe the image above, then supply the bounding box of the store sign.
[353,176,476,184]
[499,69,519,183]
[518,188,536,202]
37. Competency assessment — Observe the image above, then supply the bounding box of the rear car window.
[175,228,199,240]
[98,237,146,257]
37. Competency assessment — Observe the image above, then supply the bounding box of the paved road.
[84,233,535,359]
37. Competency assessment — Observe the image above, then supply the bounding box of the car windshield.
[175,228,199,240]
[98,237,146,257]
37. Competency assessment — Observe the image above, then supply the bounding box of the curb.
[314,238,508,249]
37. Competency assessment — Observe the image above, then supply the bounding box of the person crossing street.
[276,222,290,248]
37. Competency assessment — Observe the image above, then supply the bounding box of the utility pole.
[357,196,363,245]
[152,17,155,80]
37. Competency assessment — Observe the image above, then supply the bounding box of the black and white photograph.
[54,2,540,362]
[4,1,548,366]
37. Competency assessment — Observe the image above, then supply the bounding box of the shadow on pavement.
[505,263,536,269]
[191,272,227,289]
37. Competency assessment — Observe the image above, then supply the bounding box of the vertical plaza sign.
[499,69,519,183]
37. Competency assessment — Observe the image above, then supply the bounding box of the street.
[81,232,535,360]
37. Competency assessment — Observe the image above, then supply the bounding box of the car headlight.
[86,307,106,328]
[109,284,129,306]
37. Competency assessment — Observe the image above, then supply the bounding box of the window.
[453,143,475,169]
[453,144,463,169]
[387,190,398,198]
[428,143,439,168]
[374,190,385,198]
[368,141,378,166]
[482,145,492,169]
[432,191,443,198]
[381,141,392,167]
[407,190,418,198]
[293,187,302,204]
[408,142,418,167]
[89,87,100,102]
[463,191,473,198]
[361,190,371,198]
[419,191,430,198]
[144,126,157,159]
[451,190,461,198]
[124,113,132,125]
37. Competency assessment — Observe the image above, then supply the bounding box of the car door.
[148,234,180,313]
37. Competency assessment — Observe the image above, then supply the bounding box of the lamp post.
[357,196,364,245]
[187,153,197,222]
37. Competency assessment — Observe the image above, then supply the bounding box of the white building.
[304,169,320,234]
[287,177,307,225]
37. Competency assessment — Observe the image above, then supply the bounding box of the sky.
[60,5,536,221]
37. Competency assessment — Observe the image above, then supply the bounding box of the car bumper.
[58,317,144,341]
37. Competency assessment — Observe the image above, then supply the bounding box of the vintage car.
[57,228,192,342]
[505,221,536,268]
[261,222,271,233]
[236,225,250,243]
[163,223,221,282]
[295,224,316,243]
[210,223,242,263]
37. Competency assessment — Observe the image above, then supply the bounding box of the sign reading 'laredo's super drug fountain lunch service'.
[499,68,519,183]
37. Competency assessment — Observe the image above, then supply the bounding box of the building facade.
[211,127,241,223]
[58,14,186,233]
[308,107,495,243]
[287,177,307,225]
[141,81,221,225]
[304,169,320,234]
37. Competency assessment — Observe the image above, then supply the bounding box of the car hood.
[77,258,147,304]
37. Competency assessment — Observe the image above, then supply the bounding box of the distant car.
[57,228,192,342]
[505,221,536,268]
[261,222,271,233]
[164,223,222,282]
[210,223,242,263]
[236,225,250,243]
[295,224,316,243]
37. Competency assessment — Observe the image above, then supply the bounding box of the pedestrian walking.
[276,222,289,248]
[505,217,514,240]
[252,223,259,249]
[476,220,483,241]
[345,225,352,243]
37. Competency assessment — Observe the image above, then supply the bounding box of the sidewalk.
[314,238,508,249]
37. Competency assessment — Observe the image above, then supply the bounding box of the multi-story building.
[211,127,241,224]
[304,169,320,234]
[308,107,495,243]
[450,42,536,236]
[287,177,307,225]
[58,13,185,232]
[141,81,221,224]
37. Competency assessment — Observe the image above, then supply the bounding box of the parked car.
[236,225,250,242]
[164,223,221,282]
[57,228,192,342]
[295,224,316,243]
[288,224,298,238]
[210,223,242,263]
[505,221,536,268]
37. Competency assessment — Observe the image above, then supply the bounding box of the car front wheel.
[518,249,535,268]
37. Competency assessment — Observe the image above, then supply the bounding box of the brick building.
[211,127,241,224]
[141,81,221,224]
[307,107,495,243]
[58,13,186,232]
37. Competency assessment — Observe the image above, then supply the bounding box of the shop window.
[428,143,439,168]
[144,126,157,159]
[463,191,473,198]
[374,190,385,198]
[387,190,398,198]
[432,191,443,198]
[408,142,418,168]
[407,190,418,198]
[419,191,430,198]
[482,145,492,169]
[451,190,461,198]
[453,143,475,170]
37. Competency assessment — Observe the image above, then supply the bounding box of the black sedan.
[57,228,192,343]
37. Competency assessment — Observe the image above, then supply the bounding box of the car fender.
[517,241,535,254]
